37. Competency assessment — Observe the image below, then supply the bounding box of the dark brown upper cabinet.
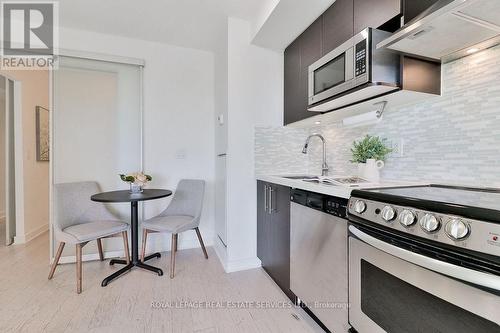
[283,0,440,126]
[284,18,322,125]
[403,0,440,24]
[353,0,401,34]
[298,19,322,121]
[284,41,302,125]
[322,0,354,55]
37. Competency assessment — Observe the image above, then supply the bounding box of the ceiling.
[58,0,270,52]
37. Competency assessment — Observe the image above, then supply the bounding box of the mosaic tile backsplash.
[255,44,500,187]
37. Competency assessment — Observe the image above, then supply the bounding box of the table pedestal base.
[101,253,163,287]
[94,198,171,288]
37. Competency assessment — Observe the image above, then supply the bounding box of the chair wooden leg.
[48,242,65,279]
[170,234,177,279]
[97,238,104,261]
[141,229,148,262]
[174,234,178,252]
[195,227,208,259]
[122,231,130,264]
[76,244,83,294]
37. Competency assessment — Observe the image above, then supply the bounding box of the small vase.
[129,182,143,194]
[358,159,385,182]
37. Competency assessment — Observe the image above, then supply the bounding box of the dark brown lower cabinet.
[257,181,294,300]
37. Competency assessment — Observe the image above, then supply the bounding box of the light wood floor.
[0,232,323,333]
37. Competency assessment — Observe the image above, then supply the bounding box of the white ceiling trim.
[58,48,145,67]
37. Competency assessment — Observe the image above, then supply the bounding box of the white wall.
[225,17,283,266]
[55,27,215,257]
[56,21,283,269]
[214,18,229,249]
[214,21,229,156]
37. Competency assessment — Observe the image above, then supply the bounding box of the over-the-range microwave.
[308,28,401,112]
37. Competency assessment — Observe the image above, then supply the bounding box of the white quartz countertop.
[256,174,426,199]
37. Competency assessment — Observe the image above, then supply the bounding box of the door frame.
[1,73,24,246]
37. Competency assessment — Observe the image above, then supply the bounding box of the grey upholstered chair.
[141,179,207,278]
[49,181,130,293]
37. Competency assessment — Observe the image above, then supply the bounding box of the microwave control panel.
[355,40,367,77]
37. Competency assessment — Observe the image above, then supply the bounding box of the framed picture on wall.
[36,106,49,162]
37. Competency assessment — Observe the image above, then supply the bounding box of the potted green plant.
[351,135,393,182]
[120,172,152,193]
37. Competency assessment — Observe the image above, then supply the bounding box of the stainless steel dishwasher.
[290,189,349,333]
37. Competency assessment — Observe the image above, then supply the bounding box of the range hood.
[378,0,500,62]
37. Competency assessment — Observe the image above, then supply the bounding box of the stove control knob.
[353,200,367,214]
[399,209,416,227]
[381,206,396,222]
[420,214,441,233]
[445,219,470,240]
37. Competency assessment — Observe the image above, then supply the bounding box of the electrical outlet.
[389,138,405,158]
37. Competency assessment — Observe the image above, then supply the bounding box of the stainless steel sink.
[282,175,319,180]
[282,175,335,186]
[281,175,368,187]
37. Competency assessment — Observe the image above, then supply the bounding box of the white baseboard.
[213,235,262,273]
[14,224,49,244]
[146,230,214,254]
[213,235,227,266]
[225,257,262,273]
[57,250,126,264]
[57,230,215,264]
[56,231,261,273]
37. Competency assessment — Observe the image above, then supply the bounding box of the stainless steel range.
[348,185,500,333]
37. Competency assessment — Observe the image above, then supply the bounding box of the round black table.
[91,189,172,286]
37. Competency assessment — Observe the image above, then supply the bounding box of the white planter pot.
[358,159,384,182]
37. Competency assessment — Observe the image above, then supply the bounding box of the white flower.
[135,173,147,183]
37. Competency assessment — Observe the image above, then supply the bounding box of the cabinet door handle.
[264,185,269,213]
[269,187,275,214]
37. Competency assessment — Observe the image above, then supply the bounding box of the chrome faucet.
[302,133,329,176]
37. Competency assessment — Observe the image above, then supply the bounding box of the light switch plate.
[175,149,186,159]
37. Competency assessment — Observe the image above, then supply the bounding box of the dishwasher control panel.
[326,197,348,218]
[291,188,348,218]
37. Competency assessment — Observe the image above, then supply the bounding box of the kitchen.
[253,0,500,332]
[1,0,500,332]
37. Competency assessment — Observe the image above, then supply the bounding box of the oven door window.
[313,54,345,95]
[361,260,500,333]
[349,236,500,333]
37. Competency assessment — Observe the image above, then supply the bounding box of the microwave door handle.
[349,225,500,292]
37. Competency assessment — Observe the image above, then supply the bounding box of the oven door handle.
[349,225,500,291]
